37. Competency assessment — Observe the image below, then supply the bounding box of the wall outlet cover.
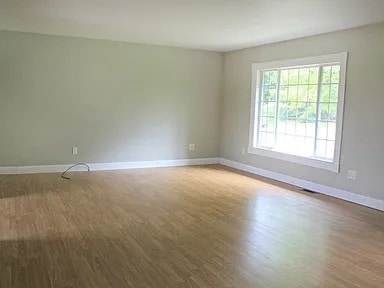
[348,170,357,180]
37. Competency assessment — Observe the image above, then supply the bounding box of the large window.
[249,53,347,172]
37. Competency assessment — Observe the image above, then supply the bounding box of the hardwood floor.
[0,165,383,288]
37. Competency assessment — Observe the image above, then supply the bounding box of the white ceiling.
[1,0,384,52]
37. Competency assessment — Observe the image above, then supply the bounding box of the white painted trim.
[0,158,220,175]
[247,146,337,171]
[252,53,348,70]
[220,158,384,212]
[249,52,348,173]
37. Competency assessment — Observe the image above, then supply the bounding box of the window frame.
[248,52,347,172]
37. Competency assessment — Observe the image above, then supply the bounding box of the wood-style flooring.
[0,165,383,288]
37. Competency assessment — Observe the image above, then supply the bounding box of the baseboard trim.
[2,157,382,211]
[219,158,384,212]
[0,158,221,175]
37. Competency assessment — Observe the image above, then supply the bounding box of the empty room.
[0,0,383,287]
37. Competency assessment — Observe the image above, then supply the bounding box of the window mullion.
[256,71,263,146]
[273,70,281,146]
[313,66,323,156]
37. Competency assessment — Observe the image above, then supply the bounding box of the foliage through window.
[249,53,347,172]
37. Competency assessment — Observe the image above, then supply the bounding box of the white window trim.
[248,52,347,172]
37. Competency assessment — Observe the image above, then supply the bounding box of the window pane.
[299,68,310,84]
[263,85,276,101]
[278,102,288,120]
[308,85,317,102]
[304,138,315,156]
[330,84,339,102]
[287,102,298,120]
[279,85,288,101]
[320,85,330,102]
[297,102,309,122]
[308,67,319,84]
[267,102,276,118]
[329,103,337,121]
[331,65,340,83]
[298,85,308,102]
[266,133,274,147]
[269,71,278,85]
[275,133,286,150]
[258,132,274,148]
[277,119,286,133]
[259,116,268,132]
[275,127,314,158]
[288,86,298,102]
[318,121,328,139]
[263,70,278,85]
[295,121,306,136]
[285,118,296,134]
[266,118,275,133]
[322,66,331,84]
[292,136,314,157]
[263,71,270,85]
[285,135,296,153]
[258,131,267,147]
[289,69,299,85]
[281,70,289,85]
[327,122,336,141]
[261,102,268,117]
[326,141,335,159]
[306,102,317,122]
[316,140,327,158]
[319,103,329,121]
[305,122,316,138]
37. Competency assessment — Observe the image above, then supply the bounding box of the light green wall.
[0,31,223,165]
[221,22,384,201]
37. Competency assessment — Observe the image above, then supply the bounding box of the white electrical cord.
[61,163,90,179]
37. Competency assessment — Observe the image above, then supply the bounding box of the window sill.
[247,146,340,172]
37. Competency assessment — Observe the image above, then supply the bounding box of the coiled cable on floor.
[61,163,90,179]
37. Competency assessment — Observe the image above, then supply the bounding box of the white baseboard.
[0,158,221,175]
[2,157,382,211]
[220,158,384,212]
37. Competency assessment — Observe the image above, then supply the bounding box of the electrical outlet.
[72,147,78,155]
[188,144,195,151]
[347,170,357,180]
